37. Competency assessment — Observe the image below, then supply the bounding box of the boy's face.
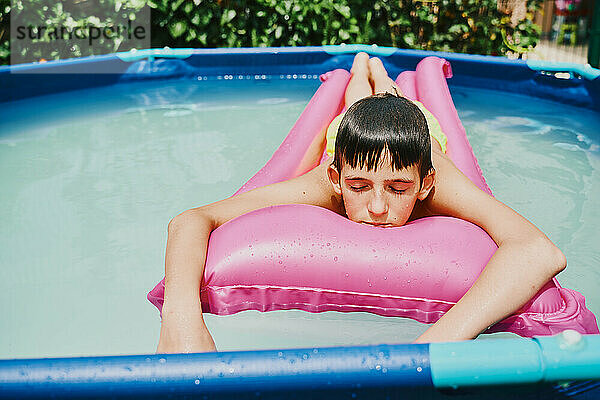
[328,154,435,227]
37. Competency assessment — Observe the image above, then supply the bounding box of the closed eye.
[348,185,405,193]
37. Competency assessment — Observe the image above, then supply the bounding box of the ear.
[417,168,435,201]
[327,163,342,196]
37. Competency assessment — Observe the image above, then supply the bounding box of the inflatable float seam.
[207,300,449,322]
[202,284,458,305]
[204,285,579,324]
[523,292,580,322]
[518,309,570,321]
[212,301,449,313]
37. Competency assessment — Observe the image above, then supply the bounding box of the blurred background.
[1,0,598,67]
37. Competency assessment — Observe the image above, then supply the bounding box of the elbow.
[552,244,567,274]
[534,236,567,276]
[510,235,566,277]
[168,207,212,235]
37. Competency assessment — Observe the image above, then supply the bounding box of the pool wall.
[1,46,599,399]
[1,45,599,110]
[1,332,599,399]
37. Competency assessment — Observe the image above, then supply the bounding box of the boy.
[157,53,566,353]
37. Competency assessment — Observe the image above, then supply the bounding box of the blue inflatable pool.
[0,45,599,399]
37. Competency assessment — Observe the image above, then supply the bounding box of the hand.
[156,302,217,353]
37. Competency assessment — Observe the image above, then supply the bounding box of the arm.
[412,152,567,343]
[157,162,338,353]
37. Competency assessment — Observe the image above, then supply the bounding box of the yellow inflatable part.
[325,100,447,158]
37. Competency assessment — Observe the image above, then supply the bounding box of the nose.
[367,190,388,217]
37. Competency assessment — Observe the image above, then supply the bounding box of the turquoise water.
[0,78,598,358]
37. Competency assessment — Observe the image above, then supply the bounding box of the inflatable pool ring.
[148,57,599,337]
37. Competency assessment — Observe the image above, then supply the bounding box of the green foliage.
[3,0,148,65]
[148,0,542,56]
[148,0,365,48]
[0,0,9,64]
[0,0,543,65]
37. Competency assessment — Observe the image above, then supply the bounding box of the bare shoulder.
[424,149,483,215]
[199,162,343,229]
[423,149,501,232]
[423,149,551,246]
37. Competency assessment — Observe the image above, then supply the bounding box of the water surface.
[0,78,598,358]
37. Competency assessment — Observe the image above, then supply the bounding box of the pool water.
[0,77,598,358]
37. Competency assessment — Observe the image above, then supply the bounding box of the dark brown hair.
[332,92,433,184]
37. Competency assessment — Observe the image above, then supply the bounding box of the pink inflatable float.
[148,56,598,337]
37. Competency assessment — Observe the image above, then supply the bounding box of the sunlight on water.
[0,79,598,358]
[454,87,600,328]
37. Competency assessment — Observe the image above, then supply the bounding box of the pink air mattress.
[148,56,598,338]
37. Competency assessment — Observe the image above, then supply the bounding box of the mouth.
[361,222,393,227]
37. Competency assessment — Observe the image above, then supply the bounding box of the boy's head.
[327,92,436,227]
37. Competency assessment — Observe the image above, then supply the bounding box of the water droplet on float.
[345,273,349,277]
[195,379,200,385]
[302,353,308,360]
[326,242,331,246]
[334,256,338,262]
